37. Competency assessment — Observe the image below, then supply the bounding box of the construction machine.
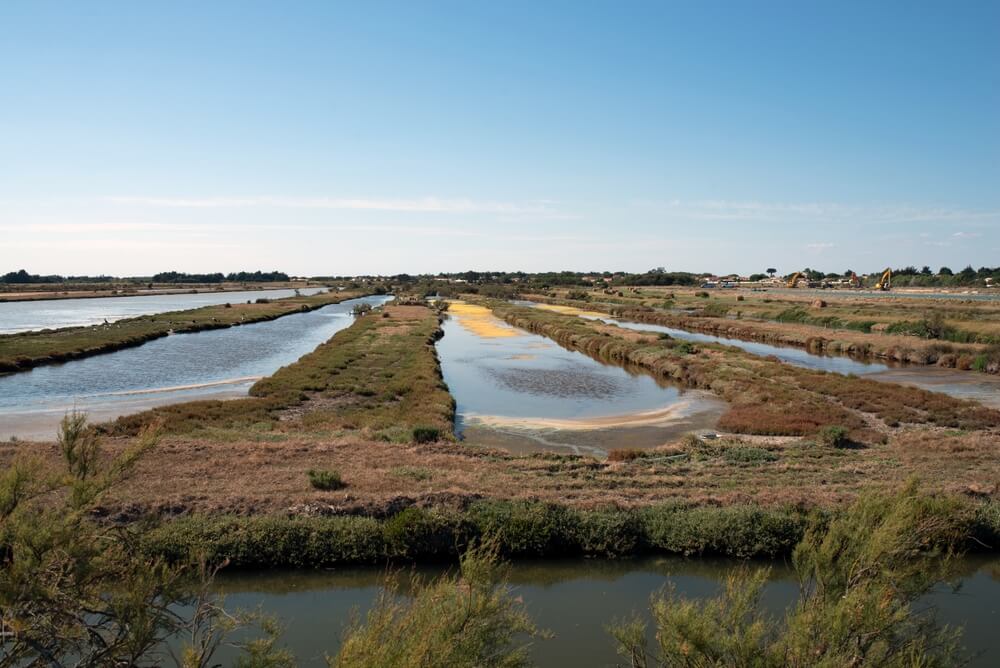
[787,272,803,288]
[874,268,892,291]
[848,272,861,289]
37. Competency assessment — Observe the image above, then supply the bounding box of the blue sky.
[2,1,998,276]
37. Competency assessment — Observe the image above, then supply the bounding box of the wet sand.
[461,393,725,457]
[0,379,255,441]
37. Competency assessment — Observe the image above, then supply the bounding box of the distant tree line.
[1,269,117,284]
[151,270,290,283]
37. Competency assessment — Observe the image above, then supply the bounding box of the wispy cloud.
[952,231,982,239]
[103,195,567,217]
[633,199,1000,225]
[805,242,835,250]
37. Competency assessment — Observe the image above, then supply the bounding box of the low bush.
[722,446,778,465]
[411,426,441,443]
[817,425,850,448]
[307,468,345,490]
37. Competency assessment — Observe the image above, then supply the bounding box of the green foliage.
[699,301,729,318]
[642,504,804,558]
[817,425,850,448]
[308,468,345,491]
[383,507,473,559]
[331,544,540,668]
[611,483,971,667]
[469,500,579,556]
[722,446,778,465]
[411,426,441,443]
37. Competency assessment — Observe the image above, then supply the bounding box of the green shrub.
[307,468,345,490]
[642,505,804,558]
[383,507,472,559]
[333,544,538,667]
[391,466,433,481]
[576,509,643,556]
[411,426,441,443]
[972,355,988,372]
[817,425,850,448]
[469,500,579,556]
[723,446,778,465]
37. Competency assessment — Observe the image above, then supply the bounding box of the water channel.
[0,295,393,439]
[196,554,1000,667]
[512,301,1000,409]
[0,286,330,334]
[436,302,725,456]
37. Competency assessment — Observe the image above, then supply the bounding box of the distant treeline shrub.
[151,270,290,283]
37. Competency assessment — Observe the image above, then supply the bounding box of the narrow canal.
[0,286,330,334]
[0,295,393,439]
[435,302,725,456]
[513,301,1000,409]
[199,554,1000,667]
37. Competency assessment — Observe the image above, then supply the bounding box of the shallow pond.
[0,286,329,334]
[196,554,1000,667]
[436,302,724,455]
[512,301,1000,409]
[0,295,393,439]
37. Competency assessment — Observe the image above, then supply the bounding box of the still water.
[201,554,1000,667]
[436,302,724,455]
[0,286,329,334]
[512,302,1000,409]
[0,295,393,439]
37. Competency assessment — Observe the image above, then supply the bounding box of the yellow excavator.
[874,268,892,291]
[787,272,803,288]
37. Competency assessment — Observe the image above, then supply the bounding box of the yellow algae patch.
[448,301,522,338]
[532,303,607,319]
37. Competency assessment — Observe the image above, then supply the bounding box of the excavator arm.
[874,268,892,291]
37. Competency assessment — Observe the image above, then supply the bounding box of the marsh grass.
[308,468,345,491]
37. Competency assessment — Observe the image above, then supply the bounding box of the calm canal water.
[0,295,393,439]
[511,302,1000,409]
[436,302,724,455]
[0,286,329,334]
[201,554,1000,667]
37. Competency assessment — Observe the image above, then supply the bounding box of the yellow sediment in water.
[448,301,522,338]
[531,303,607,318]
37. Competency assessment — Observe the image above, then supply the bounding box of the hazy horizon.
[3,1,998,276]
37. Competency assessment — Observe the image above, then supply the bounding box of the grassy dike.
[483,300,1000,442]
[0,289,371,374]
[525,290,1000,372]
[142,496,1000,567]
[107,302,455,441]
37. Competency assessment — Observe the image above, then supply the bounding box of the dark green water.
[204,555,1000,667]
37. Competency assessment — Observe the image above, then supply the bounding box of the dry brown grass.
[3,422,997,520]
